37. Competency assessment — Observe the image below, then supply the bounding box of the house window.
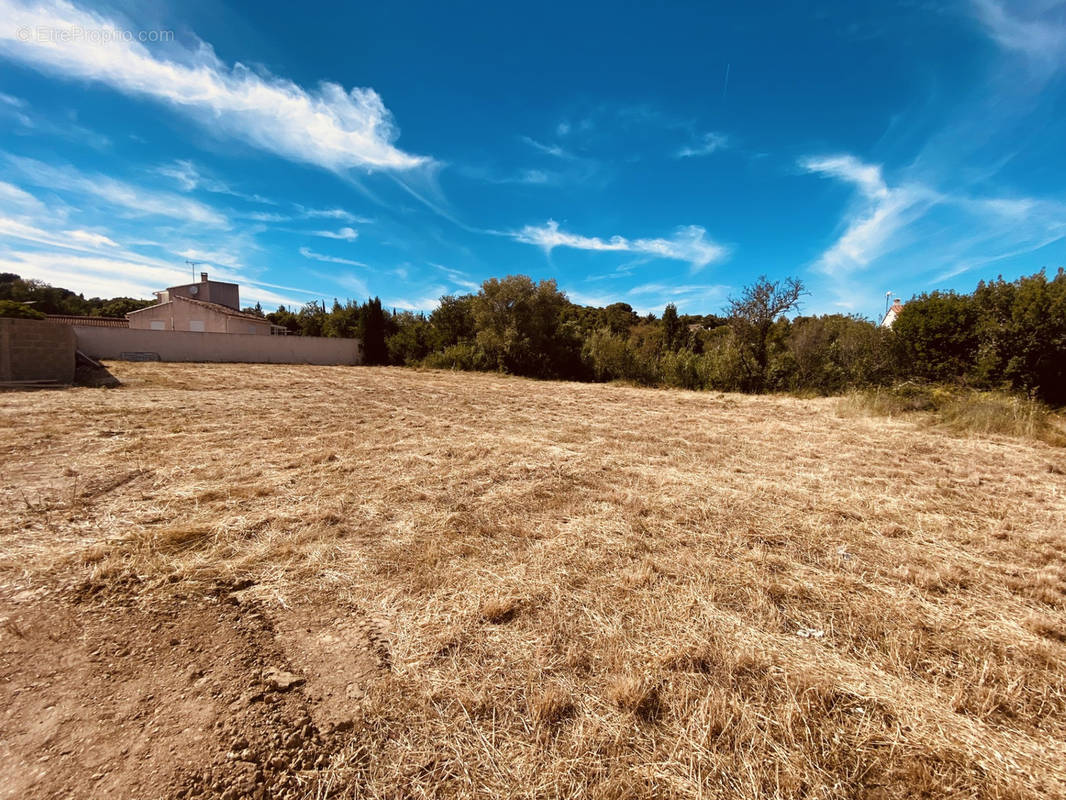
[150,321,165,330]
[189,320,205,332]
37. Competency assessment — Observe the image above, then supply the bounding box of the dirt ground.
[1,363,1064,799]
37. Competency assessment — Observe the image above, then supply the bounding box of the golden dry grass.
[2,362,1066,799]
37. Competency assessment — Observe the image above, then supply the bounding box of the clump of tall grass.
[841,383,1065,446]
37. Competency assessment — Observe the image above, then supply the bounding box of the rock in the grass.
[262,667,304,692]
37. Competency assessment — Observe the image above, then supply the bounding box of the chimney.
[200,272,209,283]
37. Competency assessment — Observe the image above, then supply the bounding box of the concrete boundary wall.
[74,326,362,365]
[0,318,77,383]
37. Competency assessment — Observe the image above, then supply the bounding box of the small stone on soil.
[262,667,304,692]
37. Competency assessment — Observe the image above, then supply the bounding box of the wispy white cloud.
[5,155,229,226]
[676,132,728,158]
[309,269,369,299]
[428,262,480,292]
[521,136,573,159]
[157,160,199,192]
[299,246,367,267]
[970,0,1066,72]
[0,221,289,303]
[517,169,551,184]
[0,249,176,298]
[243,211,292,223]
[65,229,118,247]
[800,150,1066,310]
[801,154,934,275]
[800,155,889,200]
[561,280,729,315]
[0,246,303,307]
[311,226,359,241]
[624,281,730,314]
[177,247,242,268]
[0,0,427,173]
[0,93,112,149]
[0,185,307,307]
[0,215,118,255]
[561,287,616,308]
[157,159,275,204]
[297,206,374,224]
[457,164,557,186]
[384,290,448,312]
[0,179,49,217]
[514,219,729,270]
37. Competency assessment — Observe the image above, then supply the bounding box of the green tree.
[360,297,388,365]
[892,291,979,383]
[430,294,476,348]
[296,301,328,337]
[387,312,434,364]
[972,269,1066,404]
[725,276,806,392]
[97,297,154,317]
[267,305,301,334]
[661,303,684,353]
[321,299,360,338]
[471,275,570,377]
[602,302,639,336]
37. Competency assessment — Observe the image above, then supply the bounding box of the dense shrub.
[786,315,894,394]
[892,292,979,383]
[888,269,1065,404]
[423,343,487,372]
[971,270,1066,404]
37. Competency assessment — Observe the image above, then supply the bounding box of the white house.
[880,298,904,328]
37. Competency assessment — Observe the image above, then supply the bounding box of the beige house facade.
[157,272,241,310]
[127,273,285,335]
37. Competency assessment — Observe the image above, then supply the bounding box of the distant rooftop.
[46,315,129,328]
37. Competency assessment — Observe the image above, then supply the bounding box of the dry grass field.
[2,362,1065,800]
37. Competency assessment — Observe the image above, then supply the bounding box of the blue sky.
[1,0,1064,318]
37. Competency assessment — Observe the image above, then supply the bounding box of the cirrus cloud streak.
[514,219,728,270]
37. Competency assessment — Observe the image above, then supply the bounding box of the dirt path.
[0,574,384,799]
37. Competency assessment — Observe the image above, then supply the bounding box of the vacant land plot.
[1,363,1064,799]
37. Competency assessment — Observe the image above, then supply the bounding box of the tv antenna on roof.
[186,260,202,281]
[884,290,892,317]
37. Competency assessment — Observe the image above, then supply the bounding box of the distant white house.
[880,298,904,328]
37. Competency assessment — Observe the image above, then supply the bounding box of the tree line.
[0,273,154,318]
[3,268,1062,405]
[261,268,1065,405]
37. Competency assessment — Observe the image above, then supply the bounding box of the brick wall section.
[0,318,77,383]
